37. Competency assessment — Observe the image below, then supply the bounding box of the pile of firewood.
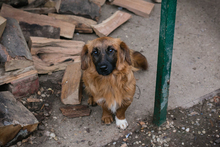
[0,0,154,146]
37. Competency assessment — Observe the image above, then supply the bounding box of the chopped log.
[0,4,75,39]
[48,13,97,34]
[30,37,84,56]
[90,0,106,6]
[0,18,33,72]
[92,11,132,37]
[22,7,56,14]
[60,105,91,118]
[0,16,6,38]
[32,56,74,74]
[58,0,101,21]
[0,91,39,146]
[0,66,37,85]
[19,21,60,42]
[111,0,154,18]
[9,74,39,98]
[0,0,28,8]
[61,62,82,105]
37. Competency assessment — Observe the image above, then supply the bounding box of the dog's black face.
[91,45,117,76]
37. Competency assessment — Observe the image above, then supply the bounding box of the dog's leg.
[115,101,131,129]
[101,105,113,125]
[87,96,97,106]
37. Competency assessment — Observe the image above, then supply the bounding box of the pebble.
[202,130,206,134]
[135,135,138,139]
[113,142,116,145]
[186,128,190,132]
[198,131,201,134]
[182,142,184,145]
[41,94,46,98]
[182,127,185,130]
[173,130,176,133]
[164,143,169,147]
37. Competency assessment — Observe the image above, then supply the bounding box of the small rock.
[41,94,46,98]
[88,141,93,146]
[50,133,55,138]
[202,130,206,134]
[38,124,45,131]
[182,127,185,130]
[186,128,190,132]
[120,143,127,147]
[173,129,176,133]
[182,142,184,145]
[37,91,41,95]
[166,138,171,142]
[17,141,22,146]
[164,143,169,147]
[135,135,138,139]
[198,131,201,134]
[113,142,116,145]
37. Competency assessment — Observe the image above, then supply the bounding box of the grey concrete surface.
[38,0,220,146]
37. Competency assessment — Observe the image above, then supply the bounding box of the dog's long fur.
[81,37,147,129]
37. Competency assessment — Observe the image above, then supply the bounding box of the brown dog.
[81,37,147,129]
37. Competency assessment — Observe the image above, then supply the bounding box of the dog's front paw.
[115,116,128,130]
[87,96,97,106]
[102,116,113,125]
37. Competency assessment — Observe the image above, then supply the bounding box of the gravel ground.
[104,96,220,147]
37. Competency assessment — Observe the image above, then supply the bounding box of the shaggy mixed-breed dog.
[81,37,148,129]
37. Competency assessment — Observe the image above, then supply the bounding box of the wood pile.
[0,0,155,145]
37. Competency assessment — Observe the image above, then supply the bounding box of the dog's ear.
[81,45,89,70]
[120,42,132,65]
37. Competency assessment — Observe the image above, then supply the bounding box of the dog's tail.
[131,51,148,71]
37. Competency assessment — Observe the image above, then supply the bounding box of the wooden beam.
[60,105,91,118]
[61,62,82,105]
[111,0,154,18]
[0,18,33,72]
[92,11,131,37]
[0,4,75,39]
[90,0,106,7]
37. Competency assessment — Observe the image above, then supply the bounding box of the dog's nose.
[100,65,107,70]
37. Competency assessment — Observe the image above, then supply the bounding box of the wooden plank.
[58,0,101,21]
[92,11,132,37]
[59,105,91,118]
[61,62,81,105]
[0,91,39,146]
[0,18,33,72]
[0,4,75,39]
[0,66,37,85]
[22,7,56,14]
[48,13,97,33]
[30,37,85,56]
[111,0,154,18]
[19,21,60,40]
[90,0,106,6]
[0,16,6,38]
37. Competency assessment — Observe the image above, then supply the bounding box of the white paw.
[115,116,128,130]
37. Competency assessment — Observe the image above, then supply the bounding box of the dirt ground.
[6,0,220,146]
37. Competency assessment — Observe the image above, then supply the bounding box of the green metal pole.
[153,0,177,126]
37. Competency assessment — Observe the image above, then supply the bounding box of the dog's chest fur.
[83,66,136,109]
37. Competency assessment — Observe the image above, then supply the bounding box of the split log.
[0,66,37,86]
[48,13,97,33]
[0,16,6,38]
[61,62,82,105]
[111,0,154,18]
[92,11,132,37]
[19,21,60,42]
[0,18,33,72]
[60,105,91,118]
[22,7,56,14]
[90,0,106,6]
[9,73,39,98]
[58,0,101,21]
[0,91,39,146]
[30,37,84,74]
[0,4,75,39]
[30,37,84,56]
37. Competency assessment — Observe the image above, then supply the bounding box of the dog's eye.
[107,47,115,53]
[92,48,99,56]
